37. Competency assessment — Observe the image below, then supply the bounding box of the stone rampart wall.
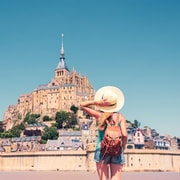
[0,149,180,172]
[123,149,180,172]
[0,150,87,171]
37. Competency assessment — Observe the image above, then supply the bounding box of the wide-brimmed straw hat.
[94,86,125,112]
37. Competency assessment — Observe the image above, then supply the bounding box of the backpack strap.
[115,113,121,126]
[107,113,121,126]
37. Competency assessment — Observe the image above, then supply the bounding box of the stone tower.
[3,34,95,130]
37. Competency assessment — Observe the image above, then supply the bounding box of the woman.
[80,86,127,180]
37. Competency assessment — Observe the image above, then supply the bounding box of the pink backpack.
[100,114,122,157]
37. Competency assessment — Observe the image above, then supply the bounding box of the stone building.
[3,34,95,130]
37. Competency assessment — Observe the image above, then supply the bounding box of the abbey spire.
[56,33,69,71]
[60,33,64,56]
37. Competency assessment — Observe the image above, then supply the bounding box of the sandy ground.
[0,171,179,180]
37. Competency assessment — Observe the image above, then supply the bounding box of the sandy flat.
[0,171,179,180]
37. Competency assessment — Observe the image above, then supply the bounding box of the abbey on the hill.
[3,34,95,130]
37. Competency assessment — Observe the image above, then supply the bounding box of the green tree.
[55,111,69,129]
[69,113,78,128]
[17,113,22,120]
[43,115,51,121]
[132,120,141,128]
[41,126,58,143]
[0,122,4,133]
[55,111,78,129]
[0,122,26,138]
[24,113,40,124]
[126,120,133,126]
[70,105,79,114]
[10,126,21,137]
[0,131,13,138]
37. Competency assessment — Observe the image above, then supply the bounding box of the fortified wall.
[0,144,180,172]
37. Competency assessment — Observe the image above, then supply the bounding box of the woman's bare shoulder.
[117,113,126,122]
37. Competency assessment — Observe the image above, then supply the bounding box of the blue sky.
[0,0,179,137]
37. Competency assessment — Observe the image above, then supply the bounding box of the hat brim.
[94,86,125,112]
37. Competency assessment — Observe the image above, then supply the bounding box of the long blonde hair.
[99,112,113,131]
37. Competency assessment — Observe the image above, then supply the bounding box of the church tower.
[55,34,70,84]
